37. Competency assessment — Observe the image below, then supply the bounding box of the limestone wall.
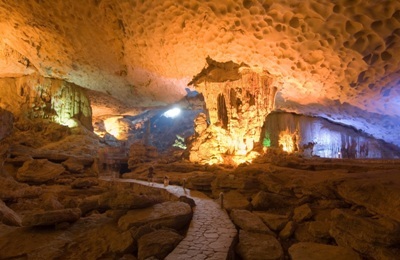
[262,112,400,159]
[0,74,92,130]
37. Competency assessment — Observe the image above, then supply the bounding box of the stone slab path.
[106,178,237,260]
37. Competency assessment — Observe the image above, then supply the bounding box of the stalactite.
[187,60,275,165]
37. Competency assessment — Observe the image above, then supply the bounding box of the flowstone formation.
[0,74,92,130]
[187,58,277,165]
[262,112,400,159]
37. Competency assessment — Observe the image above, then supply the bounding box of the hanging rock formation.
[187,59,277,165]
[261,112,400,158]
[0,74,92,130]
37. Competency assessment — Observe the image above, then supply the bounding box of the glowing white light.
[163,108,181,118]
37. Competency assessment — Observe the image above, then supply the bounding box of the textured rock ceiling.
[1,0,400,145]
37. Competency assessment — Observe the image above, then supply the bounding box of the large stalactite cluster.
[187,60,277,165]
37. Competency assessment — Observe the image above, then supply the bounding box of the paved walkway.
[105,178,237,260]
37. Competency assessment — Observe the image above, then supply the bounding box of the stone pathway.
[106,178,237,260]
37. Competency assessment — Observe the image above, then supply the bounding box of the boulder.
[0,212,133,259]
[0,200,22,226]
[294,222,331,243]
[0,176,43,201]
[254,212,288,232]
[137,229,183,260]
[223,190,251,211]
[78,195,101,215]
[293,203,313,222]
[330,209,400,246]
[230,209,274,235]
[337,177,400,222]
[330,209,400,258]
[99,189,164,210]
[178,196,196,208]
[22,208,81,227]
[118,201,192,231]
[186,172,216,191]
[40,193,64,210]
[279,221,295,240]
[62,157,85,173]
[288,242,361,260]
[71,177,99,189]
[16,159,65,183]
[307,221,331,240]
[251,191,292,210]
[236,230,283,260]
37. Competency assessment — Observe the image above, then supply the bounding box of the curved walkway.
[105,178,237,260]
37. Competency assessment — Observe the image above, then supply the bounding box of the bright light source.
[163,107,181,118]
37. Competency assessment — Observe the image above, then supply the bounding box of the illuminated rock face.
[0,74,92,130]
[0,1,400,148]
[187,62,276,165]
[262,112,400,159]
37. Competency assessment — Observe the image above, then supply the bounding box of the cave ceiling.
[1,0,400,145]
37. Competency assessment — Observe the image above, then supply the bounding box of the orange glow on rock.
[279,129,295,153]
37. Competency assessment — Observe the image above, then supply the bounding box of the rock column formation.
[188,59,277,165]
[0,74,92,130]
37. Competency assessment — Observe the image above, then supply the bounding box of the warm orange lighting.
[104,116,124,140]
[279,129,295,153]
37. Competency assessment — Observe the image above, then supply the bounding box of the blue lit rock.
[262,112,400,158]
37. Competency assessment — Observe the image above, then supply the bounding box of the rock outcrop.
[0,74,92,130]
[187,64,277,165]
[288,242,361,260]
[262,112,400,158]
[16,159,65,183]
[118,201,192,231]
[236,230,283,260]
[137,229,183,260]
[0,108,13,141]
[21,208,81,227]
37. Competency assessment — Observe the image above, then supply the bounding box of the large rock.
[279,221,295,240]
[0,213,133,259]
[99,189,164,210]
[22,208,81,227]
[223,190,251,211]
[62,157,85,173]
[16,159,65,183]
[186,172,216,191]
[71,177,99,189]
[0,176,43,200]
[337,176,400,222]
[330,209,400,259]
[236,230,283,260]
[254,212,288,232]
[230,209,274,235]
[118,201,192,231]
[137,229,183,260]
[288,242,361,260]
[293,203,313,222]
[0,200,21,226]
[251,191,292,210]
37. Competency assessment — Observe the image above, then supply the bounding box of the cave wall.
[188,66,277,165]
[0,107,13,141]
[0,74,92,130]
[262,112,400,159]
